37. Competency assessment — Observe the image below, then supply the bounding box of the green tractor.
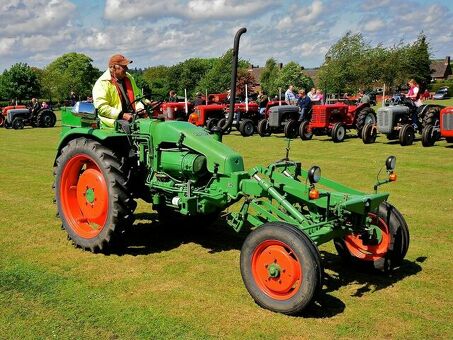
[54,28,409,315]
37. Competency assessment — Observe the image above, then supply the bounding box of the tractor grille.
[442,112,453,131]
[377,108,393,134]
[312,106,326,124]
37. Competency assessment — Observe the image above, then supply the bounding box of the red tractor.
[421,106,453,146]
[153,101,193,121]
[299,102,376,142]
[189,100,259,137]
[1,105,27,127]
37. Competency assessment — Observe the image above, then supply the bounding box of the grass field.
[1,104,452,339]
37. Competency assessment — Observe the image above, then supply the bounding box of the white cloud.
[277,0,323,30]
[0,37,17,56]
[363,19,385,32]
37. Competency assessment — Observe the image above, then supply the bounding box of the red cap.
[108,54,132,66]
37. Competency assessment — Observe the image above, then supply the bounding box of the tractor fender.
[54,127,127,166]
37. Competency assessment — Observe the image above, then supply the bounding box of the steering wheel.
[127,93,165,121]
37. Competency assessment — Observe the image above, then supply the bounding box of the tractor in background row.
[361,95,443,146]
[54,28,410,316]
[421,106,453,146]
[3,104,56,129]
[298,102,376,143]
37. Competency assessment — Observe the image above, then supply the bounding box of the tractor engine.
[159,149,207,181]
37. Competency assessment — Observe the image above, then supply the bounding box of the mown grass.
[0,104,452,339]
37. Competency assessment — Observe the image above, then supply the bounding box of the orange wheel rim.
[251,240,302,300]
[60,154,108,239]
[344,213,390,261]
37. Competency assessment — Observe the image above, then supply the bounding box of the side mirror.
[386,156,396,171]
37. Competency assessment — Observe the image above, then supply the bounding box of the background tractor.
[421,106,453,146]
[54,28,410,315]
[361,95,443,146]
[298,102,376,143]
[257,105,301,138]
[1,105,26,127]
[3,104,56,129]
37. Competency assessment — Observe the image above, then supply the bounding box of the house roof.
[430,57,452,79]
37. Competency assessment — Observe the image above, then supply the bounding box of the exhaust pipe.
[221,27,247,132]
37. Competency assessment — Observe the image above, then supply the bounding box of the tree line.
[0,32,431,103]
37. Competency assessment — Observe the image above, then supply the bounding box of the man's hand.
[122,112,133,122]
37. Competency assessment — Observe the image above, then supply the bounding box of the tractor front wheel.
[55,138,136,252]
[12,118,24,130]
[239,119,254,137]
[284,119,298,139]
[257,119,271,137]
[421,125,439,147]
[331,123,346,142]
[217,118,231,134]
[299,120,313,140]
[206,118,219,132]
[361,123,377,144]
[334,202,410,271]
[240,222,322,315]
[399,124,415,146]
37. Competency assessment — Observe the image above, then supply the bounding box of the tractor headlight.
[308,166,321,184]
[386,156,396,171]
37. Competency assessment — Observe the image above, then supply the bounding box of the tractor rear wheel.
[217,118,231,134]
[361,123,377,144]
[240,222,322,315]
[356,107,376,136]
[421,125,439,147]
[206,118,219,132]
[299,120,313,140]
[284,119,298,139]
[38,110,57,127]
[331,123,346,142]
[55,138,136,252]
[399,124,415,146]
[257,119,271,137]
[12,118,24,130]
[239,119,254,137]
[420,106,440,128]
[334,202,409,271]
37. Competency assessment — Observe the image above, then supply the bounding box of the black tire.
[331,123,346,142]
[240,222,322,315]
[446,137,453,143]
[356,107,376,136]
[12,118,24,130]
[361,123,377,144]
[299,120,313,140]
[38,110,57,127]
[399,124,415,146]
[0,115,4,127]
[217,118,231,134]
[334,202,410,271]
[54,138,136,252]
[284,119,298,139]
[420,106,440,128]
[206,118,219,132]
[4,120,11,129]
[421,125,439,147]
[239,119,254,137]
[257,119,271,137]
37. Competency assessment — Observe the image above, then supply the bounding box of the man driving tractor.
[92,54,144,128]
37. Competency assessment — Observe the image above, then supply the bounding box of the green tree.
[259,58,280,96]
[42,53,100,102]
[400,33,431,89]
[142,65,171,97]
[275,62,314,94]
[0,63,41,101]
[196,49,250,94]
[167,58,216,97]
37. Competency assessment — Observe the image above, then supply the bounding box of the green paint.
[85,188,95,204]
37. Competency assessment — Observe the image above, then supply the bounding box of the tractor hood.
[139,119,245,175]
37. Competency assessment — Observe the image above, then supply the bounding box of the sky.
[0,0,452,72]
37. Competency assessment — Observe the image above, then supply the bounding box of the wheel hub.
[76,168,108,220]
[252,242,302,298]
